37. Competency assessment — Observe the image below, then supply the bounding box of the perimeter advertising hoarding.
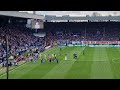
[67,44,120,47]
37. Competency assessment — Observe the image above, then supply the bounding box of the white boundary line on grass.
[63,60,107,61]
[111,58,120,63]
[75,60,107,62]
[0,62,28,78]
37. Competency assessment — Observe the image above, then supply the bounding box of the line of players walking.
[26,52,58,64]
[1,51,58,67]
[1,47,85,67]
[40,53,58,63]
[20,52,58,63]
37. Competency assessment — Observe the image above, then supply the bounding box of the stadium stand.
[1,12,120,65]
[0,12,45,65]
[43,22,120,46]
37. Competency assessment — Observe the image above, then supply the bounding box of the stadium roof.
[19,11,120,22]
[0,11,44,20]
[23,11,120,17]
[45,15,120,22]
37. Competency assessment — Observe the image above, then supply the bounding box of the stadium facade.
[1,11,120,79]
[45,15,120,22]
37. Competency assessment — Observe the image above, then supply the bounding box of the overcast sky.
[19,11,120,16]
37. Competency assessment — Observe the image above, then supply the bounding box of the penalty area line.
[111,58,120,62]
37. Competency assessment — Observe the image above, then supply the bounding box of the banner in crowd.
[68,44,88,47]
[81,41,120,44]
[89,45,114,47]
[72,41,81,44]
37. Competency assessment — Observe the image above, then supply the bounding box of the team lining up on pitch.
[1,46,120,79]
[0,49,59,68]
[0,47,85,70]
[1,43,119,77]
[1,11,120,78]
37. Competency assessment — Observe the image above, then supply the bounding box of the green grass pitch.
[1,46,120,79]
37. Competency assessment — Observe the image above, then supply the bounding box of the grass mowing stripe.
[1,47,68,79]
[19,46,75,79]
[90,47,114,79]
[9,47,63,79]
[1,47,119,79]
[19,62,57,79]
[107,48,120,79]
[41,47,84,79]
[0,61,28,79]
[65,47,94,79]
[0,61,28,76]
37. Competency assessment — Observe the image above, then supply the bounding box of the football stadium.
[1,11,120,79]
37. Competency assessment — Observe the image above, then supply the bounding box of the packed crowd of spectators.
[44,22,120,45]
[0,24,45,64]
[1,22,120,64]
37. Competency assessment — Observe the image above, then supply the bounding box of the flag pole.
[6,35,9,79]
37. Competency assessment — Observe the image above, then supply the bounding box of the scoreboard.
[26,19,44,29]
[31,19,44,29]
